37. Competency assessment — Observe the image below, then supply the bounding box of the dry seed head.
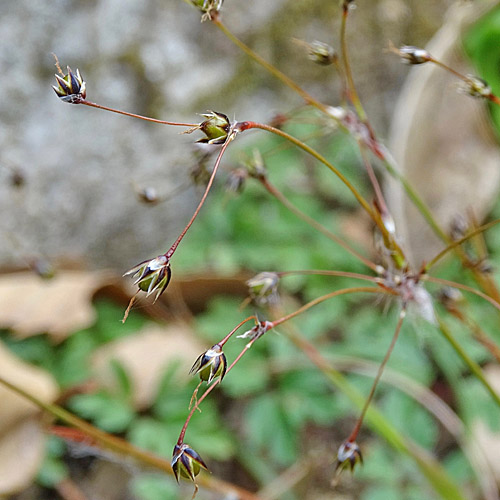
[53,66,87,103]
[124,255,171,300]
[394,45,431,65]
[335,440,363,474]
[190,344,227,384]
[458,75,491,99]
[171,443,208,482]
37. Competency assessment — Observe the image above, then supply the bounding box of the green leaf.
[37,456,68,488]
[132,474,179,500]
[68,392,135,433]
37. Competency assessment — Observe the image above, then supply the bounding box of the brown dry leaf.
[0,342,59,495]
[91,324,206,410]
[387,1,500,265]
[0,270,113,341]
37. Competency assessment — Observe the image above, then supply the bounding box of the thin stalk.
[277,269,379,282]
[213,19,328,114]
[179,334,260,444]
[260,177,378,271]
[339,3,366,120]
[166,131,236,258]
[348,307,406,442]
[437,318,500,408]
[219,315,256,346]
[380,149,449,242]
[424,218,500,271]
[272,286,391,328]
[81,100,197,127]
[237,121,374,219]
[0,375,261,500]
[423,275,500,313]
[276,321,467,500]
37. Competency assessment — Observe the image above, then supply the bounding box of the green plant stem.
[166,131,236,259]
[260,177,378,271]
[436,317,500,408]
[277,269,379,283]
[339,4,366,121]
[272,287,390,328]
[81,100,198,127]
[277,322,467,500]
[423,275,500,313]
[238,122,373,217]
[425,218,500,271]
[0,375,262,500]
[213,19,328,114]
[348,307,406,442]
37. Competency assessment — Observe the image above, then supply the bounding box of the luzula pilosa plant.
[47,1,500,497]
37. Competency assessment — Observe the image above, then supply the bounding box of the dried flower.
[246,272,279,306]
[124,255,171,300]
[335,440,363,473]
[190,344,227,384]
[171,443,208,482]
[458,75,492,99]
[237,319,273,341]
[395,45,431,65]
[308,41,337,66]
[52,66,87,103]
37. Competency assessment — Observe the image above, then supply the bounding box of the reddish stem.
[166,131,237,259]
[219,315,256,347]
[347,307,406,442]
[81,100,198,127]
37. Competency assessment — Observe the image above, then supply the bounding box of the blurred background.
[1,1,500,499]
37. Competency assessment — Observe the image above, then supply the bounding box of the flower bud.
[308,41,337,66]
[458,75,491,99]
[395,45,431,65]
[52,66,87,103]
[124,255,171,300]
[171,443,208,482]
[190,344,227,384]
[198,111,231,144]
[246,272,279,306]
[335,440,363,473]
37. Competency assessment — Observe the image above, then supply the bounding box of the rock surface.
[0,0,452,271]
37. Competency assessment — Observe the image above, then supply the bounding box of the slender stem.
[348,307,406,442]
[260,177,378,271]
[339,3,366,120]
[166,131,236,258]
[238,121,374,218]
[179,335,259,444]
[422,275,500,313]
[219,315,256,346]
[358,141,388,221]
[81,100,198,127]
[424,218,500,271]
[272,286,392,328]
[380,149,449,243]
[0,375,261,500]
[213,19,328,114]
[437,318,500,408]
[277,269,379,282]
